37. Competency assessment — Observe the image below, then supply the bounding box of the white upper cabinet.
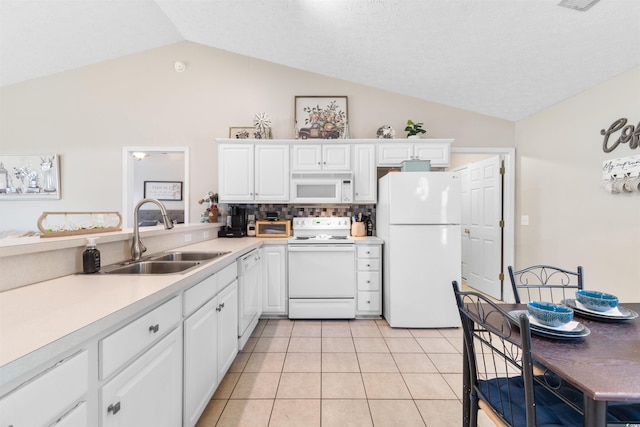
[377,139,452,167]
[292,144,351,171]
[353,144,376,203]
[219,144,289,202]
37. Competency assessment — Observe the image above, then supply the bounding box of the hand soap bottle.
[83,237,101,273]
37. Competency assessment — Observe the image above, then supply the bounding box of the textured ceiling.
[1,0,639,121]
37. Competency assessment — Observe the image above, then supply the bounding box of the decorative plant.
[404,120,427,137]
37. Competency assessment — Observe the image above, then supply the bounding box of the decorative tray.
[37,211,122,238]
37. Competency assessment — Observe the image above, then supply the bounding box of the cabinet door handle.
[216,306,221,312]
[220,302,225,309]
[107,402,121,415]
[366,280,371,283]
[148,324,159,333]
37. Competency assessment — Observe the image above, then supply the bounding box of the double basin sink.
[101,251,231,275]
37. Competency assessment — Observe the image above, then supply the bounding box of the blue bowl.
[576,290,618,312]
[527,301,574,327]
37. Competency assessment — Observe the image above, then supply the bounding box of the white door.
[217,281,238,380]
[457,156,503,299]
[292,144,322,171]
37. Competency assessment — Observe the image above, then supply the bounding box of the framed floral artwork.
[0,154,61,200]
[294,96,348,139]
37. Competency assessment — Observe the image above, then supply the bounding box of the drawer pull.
[366,280,371,283]
[148,324,160,333]
[107,402,121,415]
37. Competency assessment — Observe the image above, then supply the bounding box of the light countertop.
[0,235,382,388]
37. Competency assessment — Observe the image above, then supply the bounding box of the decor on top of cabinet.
[404,119,427,138]
[0,154,60,200]
[37,211,122,237]
[295,96,348,139]
[253,112,273,139]
[376,125,395,139]
[229,126,260,139]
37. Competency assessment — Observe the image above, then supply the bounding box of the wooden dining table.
[501,302,640,427]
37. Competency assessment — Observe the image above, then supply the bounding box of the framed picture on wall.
[0,154,61,200]
[229,126,263,139]
[294,96,348,139]
[143,181,183,201]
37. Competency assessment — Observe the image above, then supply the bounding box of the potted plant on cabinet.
[404,120,427,139]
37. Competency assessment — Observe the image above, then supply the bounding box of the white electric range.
[287,217,356,319]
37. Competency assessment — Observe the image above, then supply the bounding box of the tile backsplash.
[218,203,376,223]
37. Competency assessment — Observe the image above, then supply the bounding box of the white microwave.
[290,173,354,204]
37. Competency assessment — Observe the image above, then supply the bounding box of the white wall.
[515,67,640,301]
[0,41,513,231]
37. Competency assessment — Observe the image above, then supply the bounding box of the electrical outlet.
[204,230,211,239]
[184,233,192,242]
[521,215,529,226]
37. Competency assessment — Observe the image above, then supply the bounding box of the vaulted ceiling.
[1,0,639,121]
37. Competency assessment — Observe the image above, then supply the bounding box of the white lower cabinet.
[183,297,219,427]
[101,327,182,427]
[262,244,288,315]
[217,281,239,380]
[0,350,88,427]
[183,268,238,427]
[355,244,382,317]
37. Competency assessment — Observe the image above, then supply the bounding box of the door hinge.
[499,220,504,228]
[499,273,504,281]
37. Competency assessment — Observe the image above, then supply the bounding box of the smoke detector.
[558,0,601,11]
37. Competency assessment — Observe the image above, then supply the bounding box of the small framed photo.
[143,181,183,201]
[0,154,61,200]
[229,126,264,139]
[295,96,348,139]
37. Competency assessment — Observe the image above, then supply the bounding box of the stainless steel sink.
[151,251,231,262]
[102,261,200,275]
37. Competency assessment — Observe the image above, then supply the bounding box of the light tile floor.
[196,317,497,426]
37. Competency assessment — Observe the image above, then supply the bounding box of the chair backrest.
[452,281,537,427]
[508,265,584,304]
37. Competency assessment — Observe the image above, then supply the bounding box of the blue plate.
[508,310,590,339]
[562,299,639,322]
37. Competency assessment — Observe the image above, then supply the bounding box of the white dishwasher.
[237,248,262,350]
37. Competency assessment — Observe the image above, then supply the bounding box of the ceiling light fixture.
[558,0,601,11]
[132,152,148,161]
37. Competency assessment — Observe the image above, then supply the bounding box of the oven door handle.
[288,245,355,252]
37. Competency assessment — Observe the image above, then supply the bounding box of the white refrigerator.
[377,172,462,328]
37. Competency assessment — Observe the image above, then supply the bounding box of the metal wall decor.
[601,118,640,153]
[0,154,61,200]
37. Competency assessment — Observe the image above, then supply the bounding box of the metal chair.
[453,281,640,427]
[508,265,583,304]
[453,281,585,427]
